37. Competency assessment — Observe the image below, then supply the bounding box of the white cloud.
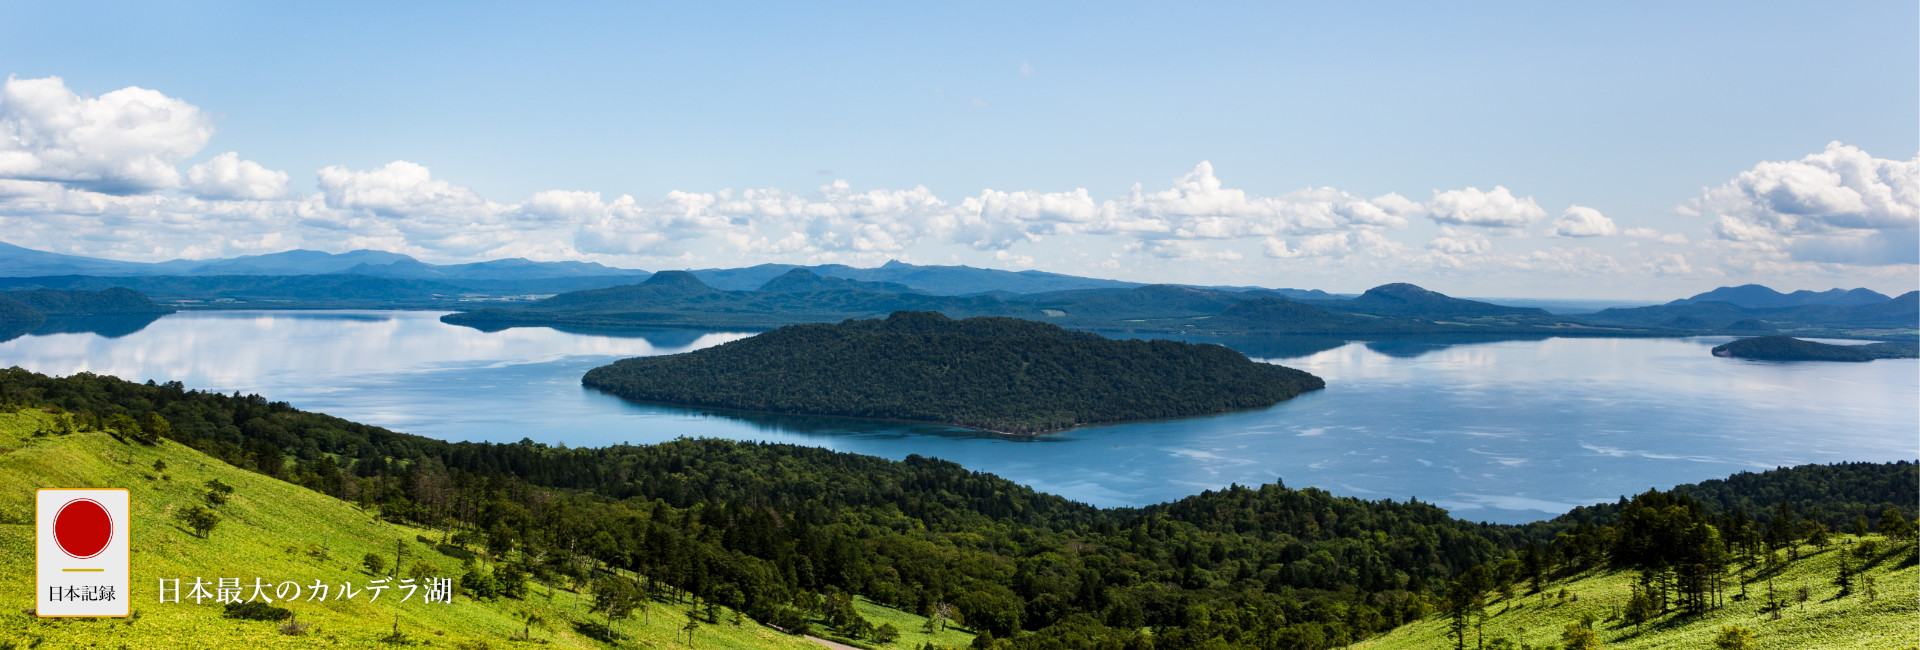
[1128,240,1242,261]
[1426,227,1493,255]
[1426,185,1545,229]
[186,152,290,200]
[1089,162,1413,242]
[952,187,1098,249]
[1550,205,1617,237]
[1370,192,1425,220]
[1262,230,1399,259]
[1020,61,1035,77]
[713,181,946,253]
[1647,253,1693,276]
[0,75,213,194]
[1509,247,1623,275]
[317,160,491,218]
[1692,141,1919,266]
[993,249,1034,267]
[308,161,537,257]
[1623,227,1689,245]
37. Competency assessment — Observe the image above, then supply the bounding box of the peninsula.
[1710,335,1919,362]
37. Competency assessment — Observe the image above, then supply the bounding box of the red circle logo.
[53,498,113,559]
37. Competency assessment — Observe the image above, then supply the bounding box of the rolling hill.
[1354,532,1917,650]
[0,407,840,649]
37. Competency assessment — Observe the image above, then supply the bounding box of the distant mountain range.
[443,268,1654,338]
[1669,284,1892,308]
[685,260,1136,294]
[1586,287,1916,334]
[1,242,1912,338]
[0,240,639,280]
[0,240,1334,301]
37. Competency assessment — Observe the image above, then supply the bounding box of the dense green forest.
[0,299,41,342]
[1,367,1913,649]
[0,288,173,342]
[582,310,1325,434]
[0,297,41,325]
[1710,335,1918,361]
[0,287,171,317]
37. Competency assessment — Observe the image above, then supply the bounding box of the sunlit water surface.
[3,310,1913,524]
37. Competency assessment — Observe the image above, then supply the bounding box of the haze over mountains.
[1667,284,1893,308]
[0,240,1334,299]
[442,268,1654,337]
[0,240,637,280]
[1585,286,1916,333]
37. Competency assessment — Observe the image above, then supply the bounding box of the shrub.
[176,505,219,538]
[462,568,501,600]
[1560,622,1601,650]
[407,560,440,580]
[363,552,388,576]
[204,479,234,506]
[224,601,292,621]
[1714,625,1756,650]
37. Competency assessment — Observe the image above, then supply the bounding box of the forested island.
[1710,335,1919,361]
[582,310,1325,434]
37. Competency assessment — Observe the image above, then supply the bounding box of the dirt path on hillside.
[805,635,862,650]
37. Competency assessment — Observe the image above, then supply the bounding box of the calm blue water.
[2,310,1913,524]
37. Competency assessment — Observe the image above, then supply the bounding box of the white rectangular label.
[37,489,130,617]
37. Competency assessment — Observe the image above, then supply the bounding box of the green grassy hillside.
[0,408,963,649]
[1354,534,1917,650]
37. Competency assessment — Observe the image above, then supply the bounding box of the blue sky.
[1,1,1915,298]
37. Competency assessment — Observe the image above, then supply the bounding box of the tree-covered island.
[582,310,1325,434]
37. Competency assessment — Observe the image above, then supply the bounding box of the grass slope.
[1354,536,1918,650]
[0,407,882,649]
[804,596,975,650]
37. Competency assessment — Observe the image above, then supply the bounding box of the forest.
[0,286,173,329]
[0,288,175,341]
[0,367,1913,649]
[582,310,1326,434]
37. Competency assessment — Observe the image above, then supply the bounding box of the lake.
[2,310,1913,524]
